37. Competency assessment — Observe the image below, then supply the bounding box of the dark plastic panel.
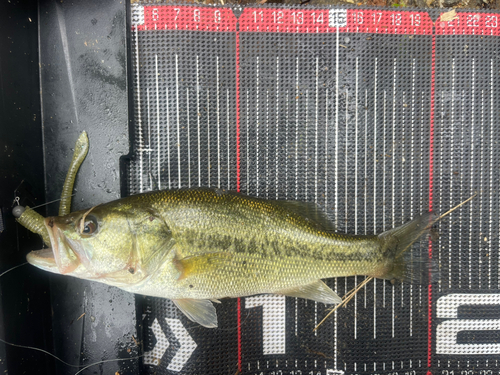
[1,0,138,374]
[0,0,54,373]
[38,0,138,374]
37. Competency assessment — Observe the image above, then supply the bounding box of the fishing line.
[0,337,81,368]
[30,194,76,210]
[72,355,143,375]
[0,262,28,278]
[11,194,76,210]
[0,337,142,375]
[0,261,142,373]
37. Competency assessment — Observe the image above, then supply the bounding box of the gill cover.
[39,202,174,285]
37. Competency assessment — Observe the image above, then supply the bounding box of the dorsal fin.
[272,200,335,231]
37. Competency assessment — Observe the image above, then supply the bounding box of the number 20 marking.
[436,293,500,354]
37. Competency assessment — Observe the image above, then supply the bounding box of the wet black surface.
[0,0,55,373]
[38,0,137,374]
[1,0,138,374]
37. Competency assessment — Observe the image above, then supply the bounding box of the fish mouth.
[45,217,81,274]
[26,217,81,274]
[26,248,60,274]
[27,247,98,279]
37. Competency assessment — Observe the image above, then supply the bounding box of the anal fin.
[173,299,218,328]
[276,280,342,305]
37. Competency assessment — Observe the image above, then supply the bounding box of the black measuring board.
[237,11,432,374]
[433,14,500,372]
[129,6,238,193]
[129,4,500,375]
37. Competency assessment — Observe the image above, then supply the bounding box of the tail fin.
[378,212,440,284]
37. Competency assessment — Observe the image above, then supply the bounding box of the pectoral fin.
[173,299,218,328]
[276,280,342,305]
[174,252,233,280]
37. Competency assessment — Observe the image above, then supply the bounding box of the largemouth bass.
[26,187,436,328]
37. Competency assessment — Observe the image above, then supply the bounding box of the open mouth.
[26,248,59,273]
[26,217,80,275]
[46,217,81,274]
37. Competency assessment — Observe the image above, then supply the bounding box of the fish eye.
[81,215,98,235]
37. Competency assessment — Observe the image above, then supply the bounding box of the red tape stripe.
[235,30,242,374]
[427,33,435,373]
[135,6,497,35]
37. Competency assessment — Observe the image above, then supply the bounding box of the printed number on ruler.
[410,13,421,26]
[436,293,500,355]
[312,12,325,24]
[141,6,237,31]
[467,14,480,27]
[245,295,286,355]
[437,12,500,34]
[486,15,498,27]
[467,14,499,27]
[391,13,402,26]
[150,7,221,23]
[251,10,325,25]
[351,11,423,26]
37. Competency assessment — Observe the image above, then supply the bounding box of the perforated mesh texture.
[129,4,500,374]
